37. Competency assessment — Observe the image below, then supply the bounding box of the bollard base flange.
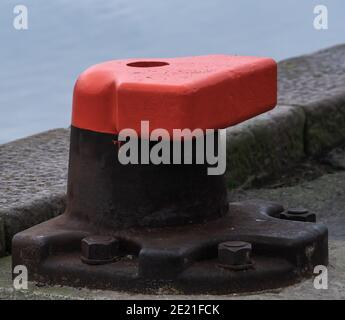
[12,200,328,294]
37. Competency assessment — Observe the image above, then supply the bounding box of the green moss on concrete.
[226,129,256,187]
[278,45,345,157]
[304,95,345,156]
[226,106,306,188]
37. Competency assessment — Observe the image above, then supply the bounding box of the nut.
[287,208,309,215]
[81,235,119,265]
[218,241,252,270]
[280,208,316,222]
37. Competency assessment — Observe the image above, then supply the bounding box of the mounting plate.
[12,200,328,294]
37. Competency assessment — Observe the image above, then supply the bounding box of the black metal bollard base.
[11,127,328,294]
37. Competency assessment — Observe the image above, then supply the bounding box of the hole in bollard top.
[126,61,169,68]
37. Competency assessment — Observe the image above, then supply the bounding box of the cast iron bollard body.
[12,56,328,293]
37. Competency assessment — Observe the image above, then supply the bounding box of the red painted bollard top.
[72,55,277,136]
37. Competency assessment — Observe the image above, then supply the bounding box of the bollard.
[12,56,328,293]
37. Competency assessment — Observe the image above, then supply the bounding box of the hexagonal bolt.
[218,241,252,269]
[279,208,316,222]
[81,235,119,265]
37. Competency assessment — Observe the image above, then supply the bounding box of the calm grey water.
[1,0,344,143]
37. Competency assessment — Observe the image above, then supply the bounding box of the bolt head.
[280,209,316,222]
[81,235,119,265]
[218,241,252,267]
[287,208,309,215]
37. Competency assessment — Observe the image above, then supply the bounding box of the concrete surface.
[0,129,69,254]
[279,44,345,155]
[226,105,305,187]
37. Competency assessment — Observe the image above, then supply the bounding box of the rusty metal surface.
[12,200,327,293]
[65,127,228,229]
[11,127,328,293]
